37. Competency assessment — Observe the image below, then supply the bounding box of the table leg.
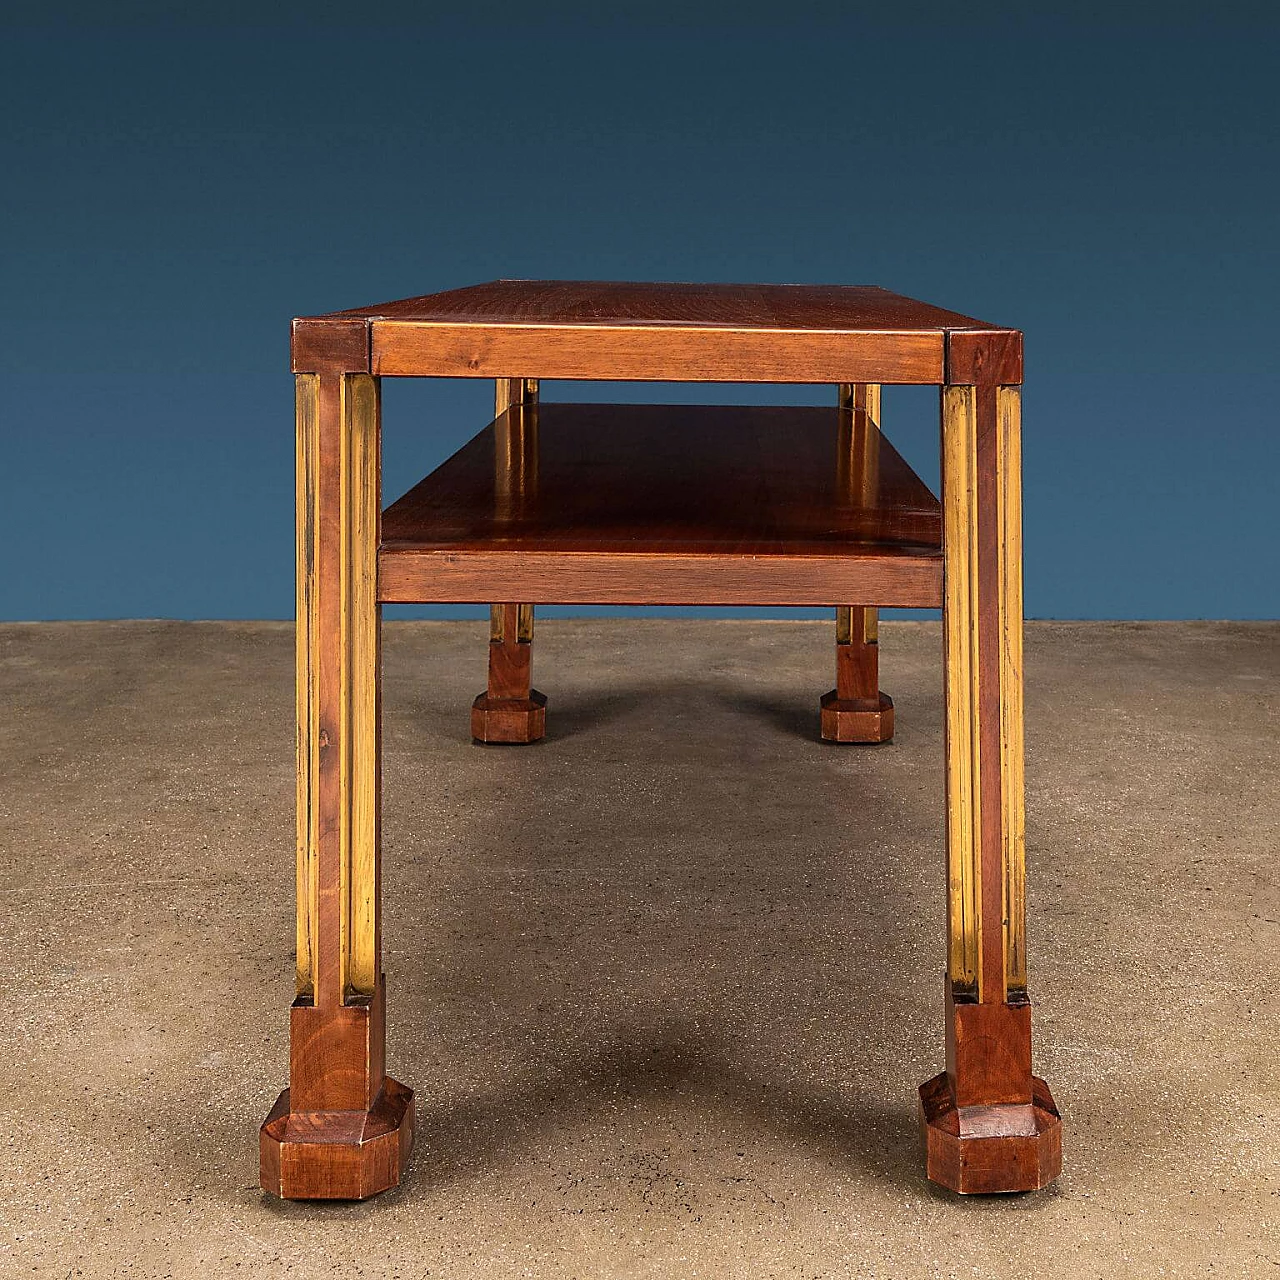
[472,377,547,743]
[821,383,893,742]
[919,381,1060,1193]
[261,371,414,1200]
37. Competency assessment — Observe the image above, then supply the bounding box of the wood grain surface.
[292,280,1018,385]
[380,402,941,606]
[322,279,1000,329]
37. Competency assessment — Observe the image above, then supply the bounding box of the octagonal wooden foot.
[820,690,894,743]
[471,690,547,743]
[918,1071,1061,1194]
[260,1077,415,1200]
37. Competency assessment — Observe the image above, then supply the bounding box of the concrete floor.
[1,620,1277,1279]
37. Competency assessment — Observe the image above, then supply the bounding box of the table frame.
[260,302,1061,1199]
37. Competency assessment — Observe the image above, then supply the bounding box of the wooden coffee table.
[259,280,1062,1199]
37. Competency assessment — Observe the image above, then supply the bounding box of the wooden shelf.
[379,402,942,607]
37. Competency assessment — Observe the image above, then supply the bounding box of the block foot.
[918,1071,1061,1194]
[260,1078,415,1200]
[471,690,547,743]
[820,690,894,743]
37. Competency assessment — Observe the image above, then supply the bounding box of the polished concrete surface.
[1,620,1276,1278]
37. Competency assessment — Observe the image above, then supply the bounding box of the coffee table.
[259,280,1062,1199]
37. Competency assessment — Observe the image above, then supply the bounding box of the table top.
[292,280,1022,385]
[315,279,1000,334]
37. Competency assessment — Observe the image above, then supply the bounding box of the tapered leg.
[821,383,893,742]
[918,382,1060,1194]
[261,372,414,1200]
[472,377,547,743]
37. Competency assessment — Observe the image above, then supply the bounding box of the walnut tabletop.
[263,279,1060,1202]
[292,279,1023,385]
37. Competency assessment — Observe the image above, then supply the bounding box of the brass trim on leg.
[495,377,538,416]
[488,602,534,647]
[836,384,882,641]
[941,385,982,996]
[516,602,534,644]
[345,374,381,999]
[295,374,320,1000]
[998,385,1027,995]
[836,605,854,645]
[295,372,381,1004]
[493,378,537,651]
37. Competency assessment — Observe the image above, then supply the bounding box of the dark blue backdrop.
[4,4,1277,621]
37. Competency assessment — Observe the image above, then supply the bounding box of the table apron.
[376,549,943,607]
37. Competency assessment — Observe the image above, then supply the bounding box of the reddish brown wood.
[471,689,547,743]
[920,379,1060,1194]
[380,403,942,607]
[299,280,1010,384]
[946,330,1023,385]
[325,279,999,329]
[374,323,942,384]
[472,602,547,744]
[262,982,413,1198]
[288,987,385,1112]
[384,550,938,607]
[261,370,412,1201]
[919,988,1059,1194]
[820,689,894,743]
[835,623,877,701]
[488,611,531,699]
[918,1070,1060,1195]
[291,318,371,374]
[269,280,1053,1200]
[261,1078,415,1201]
[820,608,894,743]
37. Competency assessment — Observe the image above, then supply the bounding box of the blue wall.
[4,5,1277,621]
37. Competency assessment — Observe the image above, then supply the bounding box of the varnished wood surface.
[821,383,892,742]
[261,1076,415,1200]
[321,279,999,331]
[266,372,409,1201]
[940,383,1027,1005]
[291,281,1018,384]
[382,404,939,552]
[371,322,943,384]
[294,372,382,1007]
[274,277,1054,1198]
[918,1071,1060,1194]
[941,385,982,995]
[379,403,941,606]
[997,388,1026,993]
[380,549,940,608]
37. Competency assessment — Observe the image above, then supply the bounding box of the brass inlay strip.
[998,385,1027,995]
[835,384,882,644]
[942,385,982,993]
[295,374,320,999]
[516,602,535,644]
[294,373,381,1002]
[346,374,381,999]
[494,379,538,645]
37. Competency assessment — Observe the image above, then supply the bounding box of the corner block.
[946,330,1023,386]
[291,318,372,374]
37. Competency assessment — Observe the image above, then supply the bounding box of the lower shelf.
[379,402,942,607]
